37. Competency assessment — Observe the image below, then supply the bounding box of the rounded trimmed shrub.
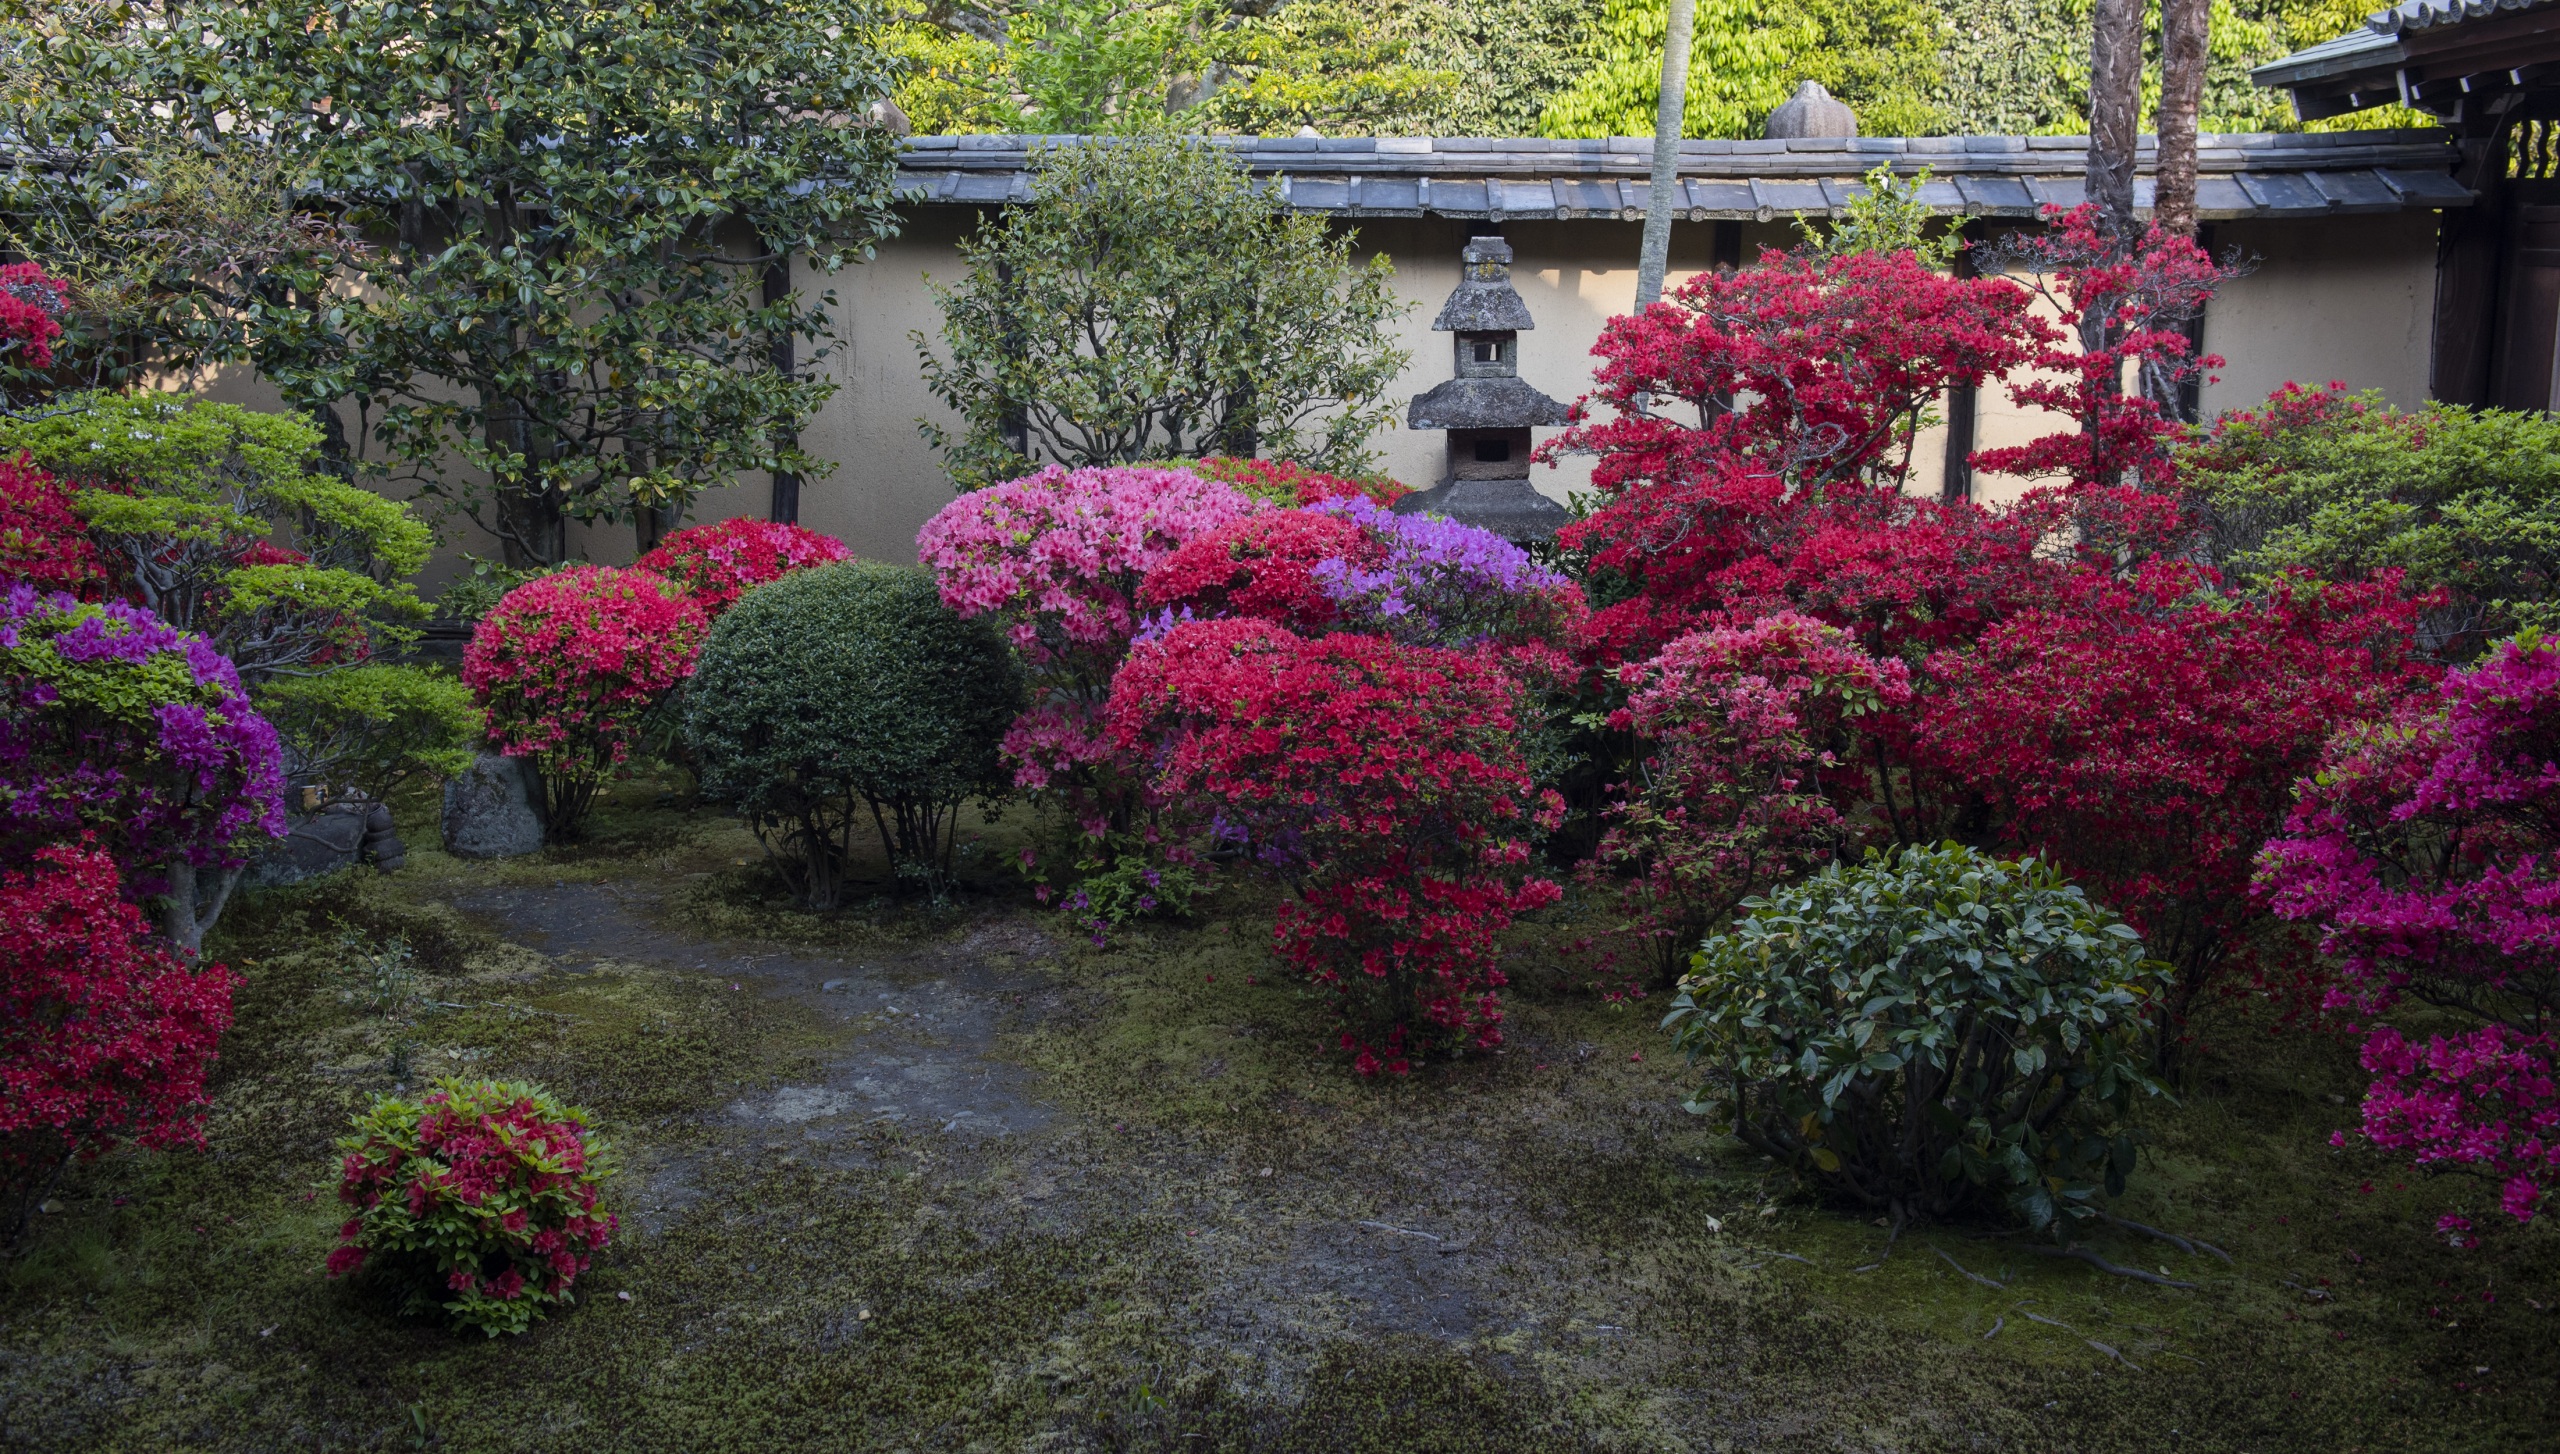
[635,517,852,617]
[1663,843,2172,1231]
[685,560,1023,907]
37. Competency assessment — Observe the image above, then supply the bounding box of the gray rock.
[441,754,547,859]
[243,806,368,889]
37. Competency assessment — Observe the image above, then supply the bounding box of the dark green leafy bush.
[1662,843,2171,1230]
[684,561,1022,907]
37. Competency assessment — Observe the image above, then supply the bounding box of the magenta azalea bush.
[635,517,851,617]
[917,464,1262,791]
[0,585,284,935]
[328,1079,617,1337]
[2260,634,2560,1226]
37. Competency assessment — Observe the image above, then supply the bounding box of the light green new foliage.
[1795,165,1959,269]
[2183,392,2560,655]
[255,666,480,808]
[685,562,1024,909]
[916,133,1409,488]
[1537,0,1948,139]
[1664,844,2171,1229]
[0,393,429,679]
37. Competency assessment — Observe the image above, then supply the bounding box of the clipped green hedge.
[684,560,1022,907]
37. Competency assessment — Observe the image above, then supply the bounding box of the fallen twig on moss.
[2097,1211,2232,1264]
[2018,1242,2198,1288]
[1933,1246,2006,1290]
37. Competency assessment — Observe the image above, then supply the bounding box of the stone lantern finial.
[1764,80,1858,140]
[1395,236,1572,543]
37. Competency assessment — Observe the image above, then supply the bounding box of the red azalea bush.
[1974,208,2228,490]
[462,566,709,839]
[1913,564,2430,1054]
[1188,455,1411,508]
[328,1078,617,1336]
[634,517,851,617]
[1,839,239,1209]
[0,261,66,392]
[0,455,104,596]
[2260,635,2560,1227]
[1586,613,1911,988]
[1110,618,1561,1072]
[1138,508,1378,630]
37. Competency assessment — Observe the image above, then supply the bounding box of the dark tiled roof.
[2371,0,2552,34]
[893,132,2468,221]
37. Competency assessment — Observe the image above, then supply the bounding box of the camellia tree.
[15,0,910,565]
[916,133,1409,488]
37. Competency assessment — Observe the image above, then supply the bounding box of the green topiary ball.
[684,560,1022,907]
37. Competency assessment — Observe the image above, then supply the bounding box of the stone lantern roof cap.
[1431,235,1538,332]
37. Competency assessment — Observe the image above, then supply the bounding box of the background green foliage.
[255,666,480,810]
[2183,392,2560,655]
[0,393,430,678]
[915,134,1408,486]
[684,562,1023,907]
[869,0,2431,139]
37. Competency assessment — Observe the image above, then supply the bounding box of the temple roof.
[893,131,2469,221]
[2252,0,2560,120]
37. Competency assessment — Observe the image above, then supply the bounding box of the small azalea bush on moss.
[2260,634,2560,1227]
[1665,843,2171,1229]
[1,585,285,950]
[327,1079,617,1337]
[1111,618,1561,1072]
[634,516,852,617]
[1586,613,1909,989]
[0,455,104,596]
[462,566,709,839]
[2,839,239,1207]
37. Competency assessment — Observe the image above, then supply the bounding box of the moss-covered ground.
[4,778,2555,1451]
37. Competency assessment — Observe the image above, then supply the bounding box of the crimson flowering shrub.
[634,517,852,617]
[0,261,65,399]
[1110,618,1561,1072]
[2,839,239,1212]
[1187,455,1411,508]
[1139,508,1376,630]
[1975,208,2229,490]
[1913,564,2431,1058]
[328,1078,617,1336]
[917,464,1261,793]
[2260,635,2560,1227]
[462,566,709,840]
[0,455,104,596]
[1586,613,1911,988]
[1,585,285,950]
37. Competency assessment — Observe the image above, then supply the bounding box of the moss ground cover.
[2,776,2553,1451]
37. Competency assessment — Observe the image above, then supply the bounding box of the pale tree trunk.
[1635,0,1698,310]
[2085,0,2146,247]
[161,859,244,956]
[2156,0,2210,240]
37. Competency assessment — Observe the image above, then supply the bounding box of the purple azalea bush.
[2,584,285,944]
[1308,495,1578,648]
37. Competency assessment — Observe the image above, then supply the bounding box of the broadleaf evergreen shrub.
[326,1079,617,1337]
[1663,843,2171,1229]
[256,664,480,809]
[685,561,1023,908]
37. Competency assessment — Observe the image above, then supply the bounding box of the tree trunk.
[762,245,802,524]
[2085,0,2146,247]
[160,859,243,955]
[488,398,566,569]
[1635,0,1698,311]
[2156,0,2211,241]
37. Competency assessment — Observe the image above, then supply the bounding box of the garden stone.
[441,754,547,859]
[244,805,368,889]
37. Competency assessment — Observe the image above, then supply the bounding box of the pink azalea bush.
[2259,634,2560,1226]
[462,566,709,839]
[328,1078,617,1336]
[634,517,851,617]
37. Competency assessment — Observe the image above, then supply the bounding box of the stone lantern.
[1395,235,1572,542]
